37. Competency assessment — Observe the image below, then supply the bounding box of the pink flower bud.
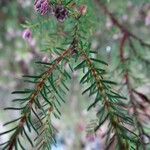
[22,29,32,41]
[34,0,51,15]
[79,5,88,16]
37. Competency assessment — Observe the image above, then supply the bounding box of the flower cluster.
[34,0,50,15]
[54,5,69,22]
[34,0,69,22]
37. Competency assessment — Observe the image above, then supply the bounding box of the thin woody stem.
[7,48,72,150]
[119,33,146,150]
[82,51,128,149]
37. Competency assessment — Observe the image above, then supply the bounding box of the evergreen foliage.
[0,0,150,150]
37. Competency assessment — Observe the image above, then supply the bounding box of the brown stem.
[119,31,146,150]
[7,48,72,150]
[120,33,129,63]
[82,52,128,149]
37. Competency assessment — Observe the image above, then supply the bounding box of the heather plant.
[0,0,150,150]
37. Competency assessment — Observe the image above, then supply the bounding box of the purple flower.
[22,29,32,41]
[86,134,95,142]
[54,5,68,22]
[34,0,50,15]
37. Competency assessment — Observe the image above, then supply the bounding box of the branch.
[1,11,82,149]
[1,48,72,150]
[82,52,128,148]
[34,71,69,149]
[119,32,147,150]
[74,46,137,149]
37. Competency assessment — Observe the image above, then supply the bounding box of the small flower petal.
[34,0,51,16]
[54,5,69,22]
[22,29,32,41]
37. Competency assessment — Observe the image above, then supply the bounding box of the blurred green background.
[0,0,150,149]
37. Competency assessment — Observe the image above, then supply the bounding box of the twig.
[7,48,72,150]
[119,33,146,150]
